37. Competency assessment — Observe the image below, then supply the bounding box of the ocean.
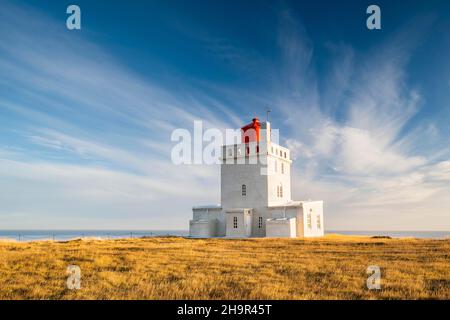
[327,230,450,239]
[0,229,448,241]
[0,230,189,241]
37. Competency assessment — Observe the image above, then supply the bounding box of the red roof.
[241,118,261,143]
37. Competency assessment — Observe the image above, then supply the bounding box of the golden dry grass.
[0,235,448,300]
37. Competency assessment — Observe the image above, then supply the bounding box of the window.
[258,217,263,228]
[233,216,238,228]
[242,184,246,196]
[228,148,232,157]
[281,162,284,174]
[246,146,250,155]
[307,209,312,229]
[276,185,283,198]
[317,215,321,229]
[271,146,274,153]
[237,147,241,155]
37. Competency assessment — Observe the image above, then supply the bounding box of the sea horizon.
[0,229,448,241]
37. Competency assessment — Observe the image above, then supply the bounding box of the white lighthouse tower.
[189,118,324,238]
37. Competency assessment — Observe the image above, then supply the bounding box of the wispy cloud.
[0,2,229,228]
[273,11,450,230]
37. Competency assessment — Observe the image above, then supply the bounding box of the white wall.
[221,142,292,209]
[268,206,304,237]
[301,201,324,237]
[266,218,296,238]
[189,220,216,238]
[267,143,292,205]
[221,160,267,210]
[225,210,252,237]
[192,207,224,236]
[297,210,305,237]
[220,141,295,237]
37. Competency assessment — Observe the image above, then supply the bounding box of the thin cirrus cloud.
[0,2,228,229]
[276,12,450,230]
[0,2,449,230]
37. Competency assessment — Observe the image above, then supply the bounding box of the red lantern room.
[241,118,261,144]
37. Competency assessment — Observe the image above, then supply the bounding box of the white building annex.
[189,118,324,238]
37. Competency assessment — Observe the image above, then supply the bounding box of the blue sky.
[0,0,449,230]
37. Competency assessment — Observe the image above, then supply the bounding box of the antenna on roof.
[266,108,271,122]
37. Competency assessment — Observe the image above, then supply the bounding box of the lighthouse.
[189,118,324,238]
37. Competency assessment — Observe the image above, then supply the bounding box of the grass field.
[0,235,448,300]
